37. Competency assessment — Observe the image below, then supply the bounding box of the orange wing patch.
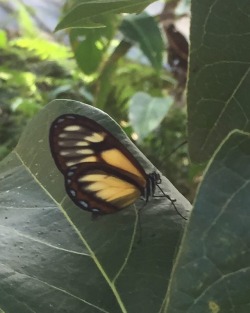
[101,148,144,181]
[81,173,140,209]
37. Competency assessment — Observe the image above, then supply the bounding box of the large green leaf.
[55,0,152,30]
[188,0,250,163]
[164,130,250,313]
[0,100,191,313]
[120,12,164,71]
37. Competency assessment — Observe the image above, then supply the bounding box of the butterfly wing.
[66,163,142,214]
[49,114,149,214]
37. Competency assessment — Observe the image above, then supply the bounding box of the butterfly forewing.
[49,114,150,214]
[49,115,100,172]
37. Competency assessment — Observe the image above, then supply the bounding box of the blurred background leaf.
[55,0,153,30]
[120,12,164,71]
[128,91,173,141]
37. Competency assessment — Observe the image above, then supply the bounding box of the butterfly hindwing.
[49,114,149,214]
[65,163,142,214]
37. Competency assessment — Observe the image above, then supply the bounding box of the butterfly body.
[50,114,159,215]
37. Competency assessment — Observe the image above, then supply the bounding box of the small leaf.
[56,0,152,30]
[129,92,173,140]
[120,12,164,70]
[164,130,250,313]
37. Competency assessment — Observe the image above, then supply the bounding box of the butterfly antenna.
[156,184,187,220]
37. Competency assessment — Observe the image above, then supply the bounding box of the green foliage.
[2,0,249,312]
[0,100,190,313]
[12,37,73,60]
[188,0,250,163]
[140,109,193,199]
[16,0,39,37]
[128,91,173,141]
[164,131,250,313]
[56,0,152,30]
[0,30,7,48]
[0,34,87,159]
[120,12,164,71]
[69,14,117,75]
[0,0,191,197]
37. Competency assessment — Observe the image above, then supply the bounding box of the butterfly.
[49,113,178,216]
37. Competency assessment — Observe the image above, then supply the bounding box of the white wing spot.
[76,149,93,155]
[64,125,82,131]
[58,133,67,138]
[85,132,105,143]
